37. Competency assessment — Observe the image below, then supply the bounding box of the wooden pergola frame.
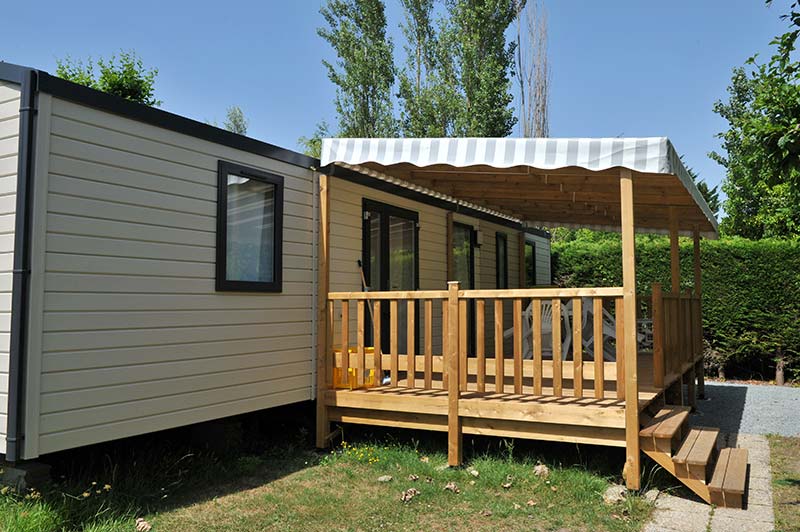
[316,147,716,491]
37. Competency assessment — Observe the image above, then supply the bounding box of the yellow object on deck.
[333,347,377,389]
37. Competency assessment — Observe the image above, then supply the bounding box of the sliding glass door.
[362,199,419,354]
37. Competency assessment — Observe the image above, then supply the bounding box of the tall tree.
[318,0,397,137]
[223,105,248,135]
[397,0,461,136]
[680,155,721,218]
[711,1,800,239]
[56,51,161,106]
[445,0,521,137]
[298,121,332,159]
[514,0,550,137]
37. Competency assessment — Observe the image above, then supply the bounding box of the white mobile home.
[0,63,550,462]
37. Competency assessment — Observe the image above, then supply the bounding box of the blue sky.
[0,1,791,212]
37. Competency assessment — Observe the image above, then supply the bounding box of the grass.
[0,405,655,531]
[768,434,800,532]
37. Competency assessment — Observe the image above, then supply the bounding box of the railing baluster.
[476,299,485,392]
[407,300,416,388]
[458,299,467,390]
[390,300,398,386]
[341,300,349,387]
[652,284,664,388]
[327,300,334,388]
[594,298,604,399]
[357,300,365,387]
[442,301,449,389]
[573,297,583,398]
[513,298,523,394]
[615,297,625,400]
[373,300,382,381]
[494,299,504,393]
[552,298,562,396]
[424,299,432,389]
[533,299,543,395]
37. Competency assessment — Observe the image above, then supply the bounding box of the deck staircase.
[639,406,749,508]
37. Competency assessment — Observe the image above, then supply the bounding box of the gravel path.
[689,381,800,436]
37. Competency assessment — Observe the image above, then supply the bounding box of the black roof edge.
[0,61,320,171]
[322,163,526,232]
[525,227,551,239]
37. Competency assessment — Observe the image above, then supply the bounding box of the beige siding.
[0,81,20,455]
[31,97,315,455]
[529,233,552,286]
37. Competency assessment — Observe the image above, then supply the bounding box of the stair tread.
[673,427,702,463]
[640,406,692,439]
[686,427,719,465]
[710,447,748,495]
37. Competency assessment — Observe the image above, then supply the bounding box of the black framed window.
[496,232,508,289]
[216,160,284,292]
[524,240,536,287]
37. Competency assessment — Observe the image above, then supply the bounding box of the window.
[524,241,536,287]
[496,232,508,289]
[216,160,283,292]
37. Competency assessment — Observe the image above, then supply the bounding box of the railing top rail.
[328,290,449,301]
[458,287,624,299]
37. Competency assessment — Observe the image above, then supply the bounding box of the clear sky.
[0,1,791,209]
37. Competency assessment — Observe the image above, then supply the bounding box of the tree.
[224,106,248,135]
[445,0,521,137]
[397,0,461,136]
[710,2,800,239]
[318,0,397,137]
[680,155,721,218]
[298,121,332,159]
[514,0,550,137]
[56,51,161,106]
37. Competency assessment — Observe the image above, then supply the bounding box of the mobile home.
[0,62,550,463]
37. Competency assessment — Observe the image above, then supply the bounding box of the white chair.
[502,299,572,360]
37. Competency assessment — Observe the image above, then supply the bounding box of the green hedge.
[552,236,800,381]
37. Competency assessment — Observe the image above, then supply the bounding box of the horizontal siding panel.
[0,136,19,159]
[42,320,312,353]
[47,213,210,247]
[43,293,312,312]
[42,360,311,414]
[37,386,310,455]
[0,117,19,140]
[43,336,311,372]
[46,233,214,263]
[0,157,18,178]
[44,307,310,332]
[40,374,310,435]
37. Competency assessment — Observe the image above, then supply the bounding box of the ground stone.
[644,489,660,504]
[0,461,51,491]
[602,484,626,504]
[377,475,393,483]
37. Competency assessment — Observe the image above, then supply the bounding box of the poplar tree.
[318,0,397,137]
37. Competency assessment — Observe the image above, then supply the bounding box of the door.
[452,222,476,354]
[362,199,419,354]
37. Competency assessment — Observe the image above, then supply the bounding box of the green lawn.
[768,434,800,532]
[0,412,655,531]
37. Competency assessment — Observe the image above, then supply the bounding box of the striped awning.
[321,137,719,237]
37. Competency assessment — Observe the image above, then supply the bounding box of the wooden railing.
[647,283,703,389]
[325,284,629,400]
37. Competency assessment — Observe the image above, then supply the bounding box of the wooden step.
[673,427,719,481]
[639,406,691,454]
[709,448,749,508]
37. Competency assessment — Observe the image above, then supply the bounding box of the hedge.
[552,236,800,381]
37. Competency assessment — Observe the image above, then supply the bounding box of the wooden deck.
[318,284,705,490]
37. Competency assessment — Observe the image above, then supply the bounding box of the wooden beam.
[446,212,454,281]
[316,173,331,448]
[620,168,641,490]
[447,281,462,466]
[518,231,526,287]
[693,228,702,296]
[669,207,680,294]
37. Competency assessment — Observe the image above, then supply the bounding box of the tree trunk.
[776,351,785,386]
[718,365,725,379]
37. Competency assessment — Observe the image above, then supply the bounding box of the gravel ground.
[689,381,800,436]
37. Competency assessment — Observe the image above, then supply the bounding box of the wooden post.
[693,228,705,398]
[446,212,454,281]
[669,207,680,295]
[518,231,526,287]
[652,283,665,389]
[620,169,640,490]
[315,174,331,448]
[447,281,462,466]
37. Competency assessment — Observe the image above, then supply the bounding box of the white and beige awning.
[321,137,719,237]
